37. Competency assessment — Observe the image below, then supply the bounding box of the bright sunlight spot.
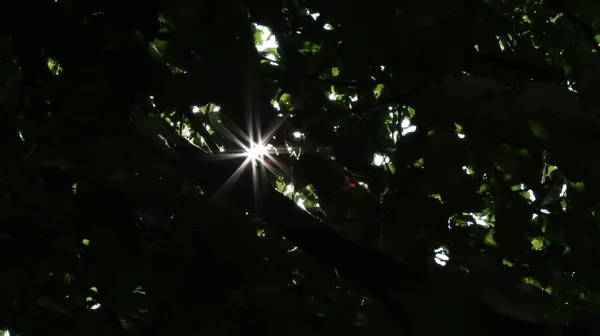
[401,119,417,135]
[373,154,390,166]
[434,247,449,266]
[246,143,268,161]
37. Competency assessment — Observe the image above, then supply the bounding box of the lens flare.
[207,113,289,211]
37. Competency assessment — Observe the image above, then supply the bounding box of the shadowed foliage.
[2,0,600,335]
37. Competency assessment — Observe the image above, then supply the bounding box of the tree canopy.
[3,0,600,335]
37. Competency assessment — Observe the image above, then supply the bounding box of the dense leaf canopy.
[3,0,600,335]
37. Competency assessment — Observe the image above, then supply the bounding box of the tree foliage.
[2,0,600,335]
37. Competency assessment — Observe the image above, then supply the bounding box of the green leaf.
[527,120,551,141]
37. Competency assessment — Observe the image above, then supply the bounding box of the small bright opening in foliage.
[434,247,450,266]
[373,154,389,166]
[254,24,279,56]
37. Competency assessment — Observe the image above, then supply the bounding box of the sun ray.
[210,155,252,204]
